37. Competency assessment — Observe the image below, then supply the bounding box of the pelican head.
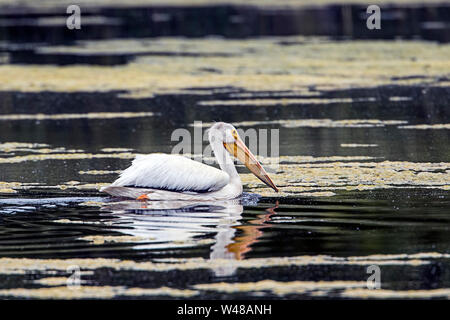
[208,122,278,192]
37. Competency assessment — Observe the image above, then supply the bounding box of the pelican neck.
[210,138,240,179]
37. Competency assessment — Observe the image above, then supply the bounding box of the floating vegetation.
[228,90,322,98]
[0,39,448,97]
[242,160,450,197]
[0,181,33,193]
[100,148,134,153]
[0,152,135,164]
[193,280,367,296]
[72,183,110,190]
[78,235,214,247]
[340,288,450,299]
[33,277,87,287]
[3,152,449,198]
[296,191,336,197]
[0,142,49,151]
[193,119,407,128]
[1,278,448,299]
[340,144,378,148]
[260,155,377,164]
[79,170,122,175]
[78,201,105,207]
[399,124,450,130]
[0,112,156,121]
[0,286,198,299]
[0,252,443,298]
[0,252,444,276]
[389,96,413,102]
[0,142,83,154]
[0,188,16,194]
[197,97,376,106]
[53,219,113,225]
[79,235,157,244]
[0,0,449,302]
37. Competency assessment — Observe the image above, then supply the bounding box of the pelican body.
[101,122,278,200]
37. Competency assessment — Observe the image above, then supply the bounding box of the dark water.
[0,2,449,66]
[0,85,449,298]
[0,1,449,299]
[1,2,449,44]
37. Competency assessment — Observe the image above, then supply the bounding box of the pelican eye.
[232,129,238,140]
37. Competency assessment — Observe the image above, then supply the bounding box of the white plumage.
[101,122,278,201]
[110,154,229,192]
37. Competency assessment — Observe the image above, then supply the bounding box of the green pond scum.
[0,0,449,304]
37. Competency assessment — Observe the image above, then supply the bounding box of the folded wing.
[110,154,230,192]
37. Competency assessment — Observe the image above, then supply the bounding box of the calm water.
[0,1,449,299]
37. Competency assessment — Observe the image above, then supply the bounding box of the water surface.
[0,1,449,299]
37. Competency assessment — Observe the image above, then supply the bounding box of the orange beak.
[224,135,278,192]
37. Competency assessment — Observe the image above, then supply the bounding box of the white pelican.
[100,122,278,200]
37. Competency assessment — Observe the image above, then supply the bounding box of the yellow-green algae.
[0,112,155,121]
[1,252,447,276]
[0,142,82,154]
[0,253,447,298]
[0,152,135,164]
[79,170,122,175]
[229,90,322,98]
[194,279,367,295]
[193,119,407,128]
[0,142,49,151]
[0,286,198,299]
[1,253,447,298]
[79,235,157,244]
[340,143,378,148]
[399,124,450,130]
[0,181,38,193]
[197,97,375,106]
[53,219,113,226]
[3,154,450,198]
[78,234,214,246]
[242,159,450,197]
[100,148,134,153]
[339,288,450,299]
[185,154,377,164]
[0,181,110,193]
[78,201,105,207]
[33,276,89,286]
[0,39,448,98]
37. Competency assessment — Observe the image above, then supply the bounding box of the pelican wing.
[110,154,230,192]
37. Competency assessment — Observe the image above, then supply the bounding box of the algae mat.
[0,38,449,97]
[0,1,449,300]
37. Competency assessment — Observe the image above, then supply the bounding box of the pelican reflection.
[101,199,277,276]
